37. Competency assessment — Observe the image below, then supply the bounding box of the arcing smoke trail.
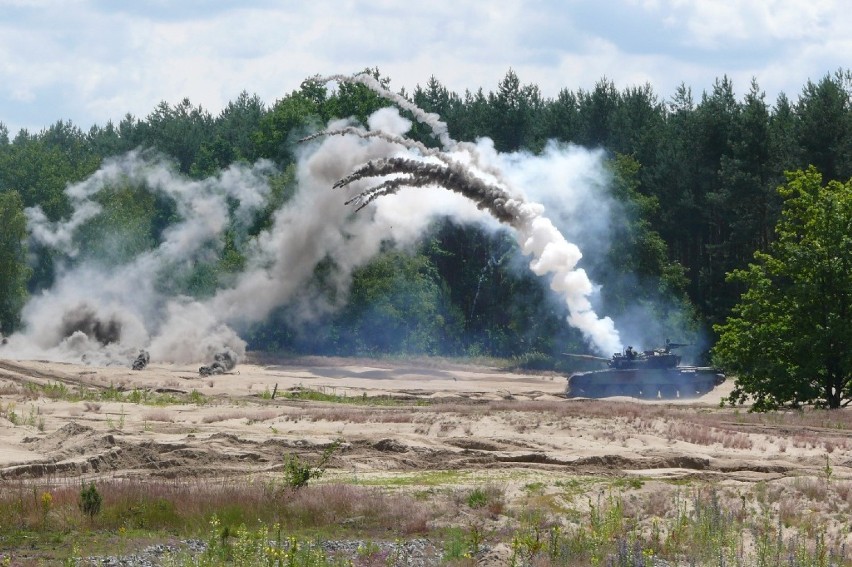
[317,73,622,355]
[3,74,622,366]
[313,74,454,149]
[334,157,522,224]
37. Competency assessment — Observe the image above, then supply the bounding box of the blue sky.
[1,0,849,137]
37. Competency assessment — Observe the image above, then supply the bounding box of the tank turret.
[563,341,725,399]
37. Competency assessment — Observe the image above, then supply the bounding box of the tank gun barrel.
[562,353,611,362]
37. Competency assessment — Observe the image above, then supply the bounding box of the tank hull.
[565,367,725,399]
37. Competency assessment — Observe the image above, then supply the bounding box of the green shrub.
[283,440,340,489]
[512,351,555,371]
[79,483,102,519]
[467,487,488,509]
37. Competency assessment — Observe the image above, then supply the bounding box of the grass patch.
[351,469,471,487]
[280,386,429,407]
[14,380,204,407]
[1,476,850,566]
[0,478,432,562]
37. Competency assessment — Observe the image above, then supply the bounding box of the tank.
[563,341,725,399]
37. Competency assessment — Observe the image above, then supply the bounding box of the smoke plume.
[316,73,622,354]
[2,73,628,365]
[4,151,273,364]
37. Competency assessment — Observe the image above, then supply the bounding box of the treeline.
[1,69,850,358]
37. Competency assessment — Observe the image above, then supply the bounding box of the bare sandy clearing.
[3,355,852,559]
[0,356,842,477]
[0,355,849,509]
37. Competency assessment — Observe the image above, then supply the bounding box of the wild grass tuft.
[281,386,428,407]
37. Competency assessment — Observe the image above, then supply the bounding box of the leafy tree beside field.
[714,168,852,410]
[0,191,30,335]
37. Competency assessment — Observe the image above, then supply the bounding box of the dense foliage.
[713,169,852,409]
[1,68,851,364]
[0,190,30,334]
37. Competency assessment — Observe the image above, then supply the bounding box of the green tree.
[255,90,319,165]
[455,87,490,142]
[78,482,102,519]
[652,85,702,287]
[487,69,545,152]
[544,88,580,143]
[187,90,267,176]
[692,76,738,318]
[143,98,214,175]
[597,154,699,340]
[86,120,134,157]
[320,67,392,127]
[413,75,453,117]
[768,93,799,176]
[0,122,100,220]
[0,191,31,334]
[411,75,464,144]
[613,83,664,167]
[708,79,781,319]
[215,90,265,163]
[576,78,620,149]
[73,184,159,267]
[795,70,852,182]
[713,168,852,410]
[335,251,460,355]
[423,221,573,357]
[604,154,689,297]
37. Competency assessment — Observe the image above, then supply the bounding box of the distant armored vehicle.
[564,341,725,399]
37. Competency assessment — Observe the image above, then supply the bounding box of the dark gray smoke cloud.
[334,157,522,224]
[60,304,123,346]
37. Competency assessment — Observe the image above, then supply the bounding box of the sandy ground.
[0,355,848,480]
[2,354,852,551]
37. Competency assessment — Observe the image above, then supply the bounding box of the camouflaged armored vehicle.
[564,341,725,399]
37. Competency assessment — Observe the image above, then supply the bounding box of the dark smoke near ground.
[60,304,123,346]
[131,350,150,371]
[199,351,237,376]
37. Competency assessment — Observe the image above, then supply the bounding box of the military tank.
[563,341,725,399]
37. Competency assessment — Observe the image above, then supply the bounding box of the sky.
[1,0,849,138]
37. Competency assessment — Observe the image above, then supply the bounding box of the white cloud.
[636,0,844,46]
[0,0,849,135]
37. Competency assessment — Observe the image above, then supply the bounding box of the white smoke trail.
[313,74,453,148]
[3,74,624,365]
[205,109,488,328]
[321,73,623,355]
[330,146,622,354]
